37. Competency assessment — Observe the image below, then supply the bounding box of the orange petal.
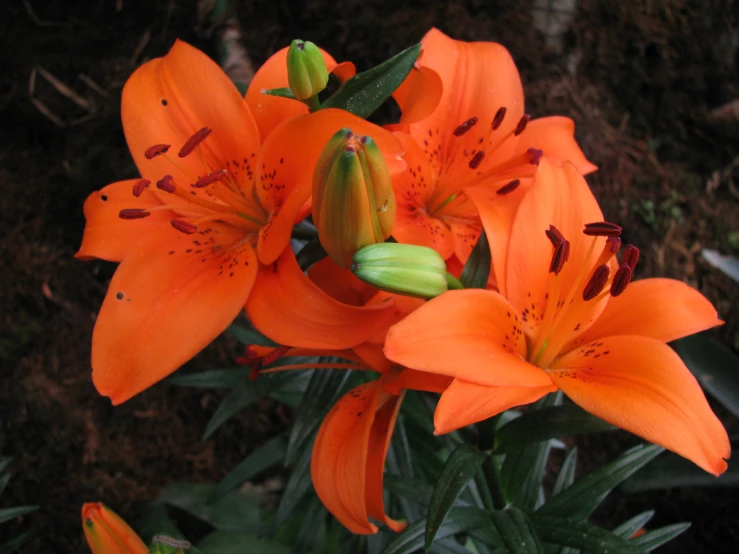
[464,178,532,296]
[246,249,397,349]
[448,216,482,265]
[82,503,148,554]
[566,278,722,350]
[551,335,730,475]
[392,66,443,124]
[390,132,455,258]
[312,380,402,534]
[244,46,351,140]
[435,378,556,434]
[505,159,604,339]
[256,109,404,264]
[513,117,597,176]
[385,289,551,387]
[122,40,260,191]
[410,28,525,177]
[387,368,453,395]
[307,256,377,306]
[92,224,257,404]
[75,180,169,262]
[366,390,407,533]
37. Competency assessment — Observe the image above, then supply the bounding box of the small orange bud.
[312,129,396,268]
[82,503,147,554]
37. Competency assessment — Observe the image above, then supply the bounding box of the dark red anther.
[469,150,485,169]
[514,114,530,136]
[248,366,260,381]
[583,221,623,237]
[549,239,570,275]
[144,144,171,159]
[583,264,611,301]
[170,219,198,234]
[194,169,227,188]
[156,175,175,193]
[545,224,565,247]
[259,345,291,367]
[623,245,640,270]
[610,264,633,297]
[453,117,479,137]
[119,208,151,219]
[178,127,212,158]
[607,237,622,253]
[527,148,543,164]
[496,179,520,195]
[491,107,507,130]
[132,179,151,197]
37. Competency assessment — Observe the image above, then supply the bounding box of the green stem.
[445,272,464,290]
[305,95,321,112]
[483,455,507,510]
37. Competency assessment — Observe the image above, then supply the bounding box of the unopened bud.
[351,243,448,299]
[313,129,396,268]
[82,503,147,554]
[286,39,329,100]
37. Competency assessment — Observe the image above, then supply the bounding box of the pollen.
[119,208,151,219]
[132,179,151,197]
[496,179,520,195]
[513,114,530,136]
[178,127,213,157]
[469,150,485,169]
[170,219,198,234]
[156,175,175,193]
[583,221,623,237]
[583,264,610,301]
[144,144,171,159]
[453,117,479,137]
[491,107,507,130]
[610,264,633,296]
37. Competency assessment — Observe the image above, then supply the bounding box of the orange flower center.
[425,109,540,218]
[528,222,639,369]
[118,127,268,237]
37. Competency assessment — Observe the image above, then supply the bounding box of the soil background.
[1,0,738,552]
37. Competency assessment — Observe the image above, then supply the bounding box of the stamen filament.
[260,363,372,374]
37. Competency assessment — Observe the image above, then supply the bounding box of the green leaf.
[623,451,739,492]
[202,381,262,440]
[0,528,37,554]
[212,435,288,501]
[382,507,495,554]
[536,444,663,521]
[552,448,578,497]
[197,531,290,554]
[460,231,491,289]
[532,516,639,553]
[0,505,39,524]
[500,442,551,512]
[629,523,690,551]
[321,44,421,118]
[384,474,435,509]
[673,333,739,418]
[425,444,487,549]
[159,483,260,533]
[285,367,353,465]
[490,508,544,554]
[0,457,12,475]
[613,511,655,539]
[169,368,252,388]
[495,405,615,454]
[260,87,297,100]
[226,324,276,346]
[274,442,314,528]
[138,504,185,545]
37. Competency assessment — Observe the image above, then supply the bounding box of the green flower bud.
[351,243,449,299]
[313,129,396,268]
[286,39,329,100]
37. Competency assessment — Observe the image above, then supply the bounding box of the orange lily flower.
[385,158,730,475]
[76,40,402,404]
[82,503,147,554]
[390,28,596,263]
[244,256,448,533]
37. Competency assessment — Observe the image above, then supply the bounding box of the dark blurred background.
[1,0,737,551]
